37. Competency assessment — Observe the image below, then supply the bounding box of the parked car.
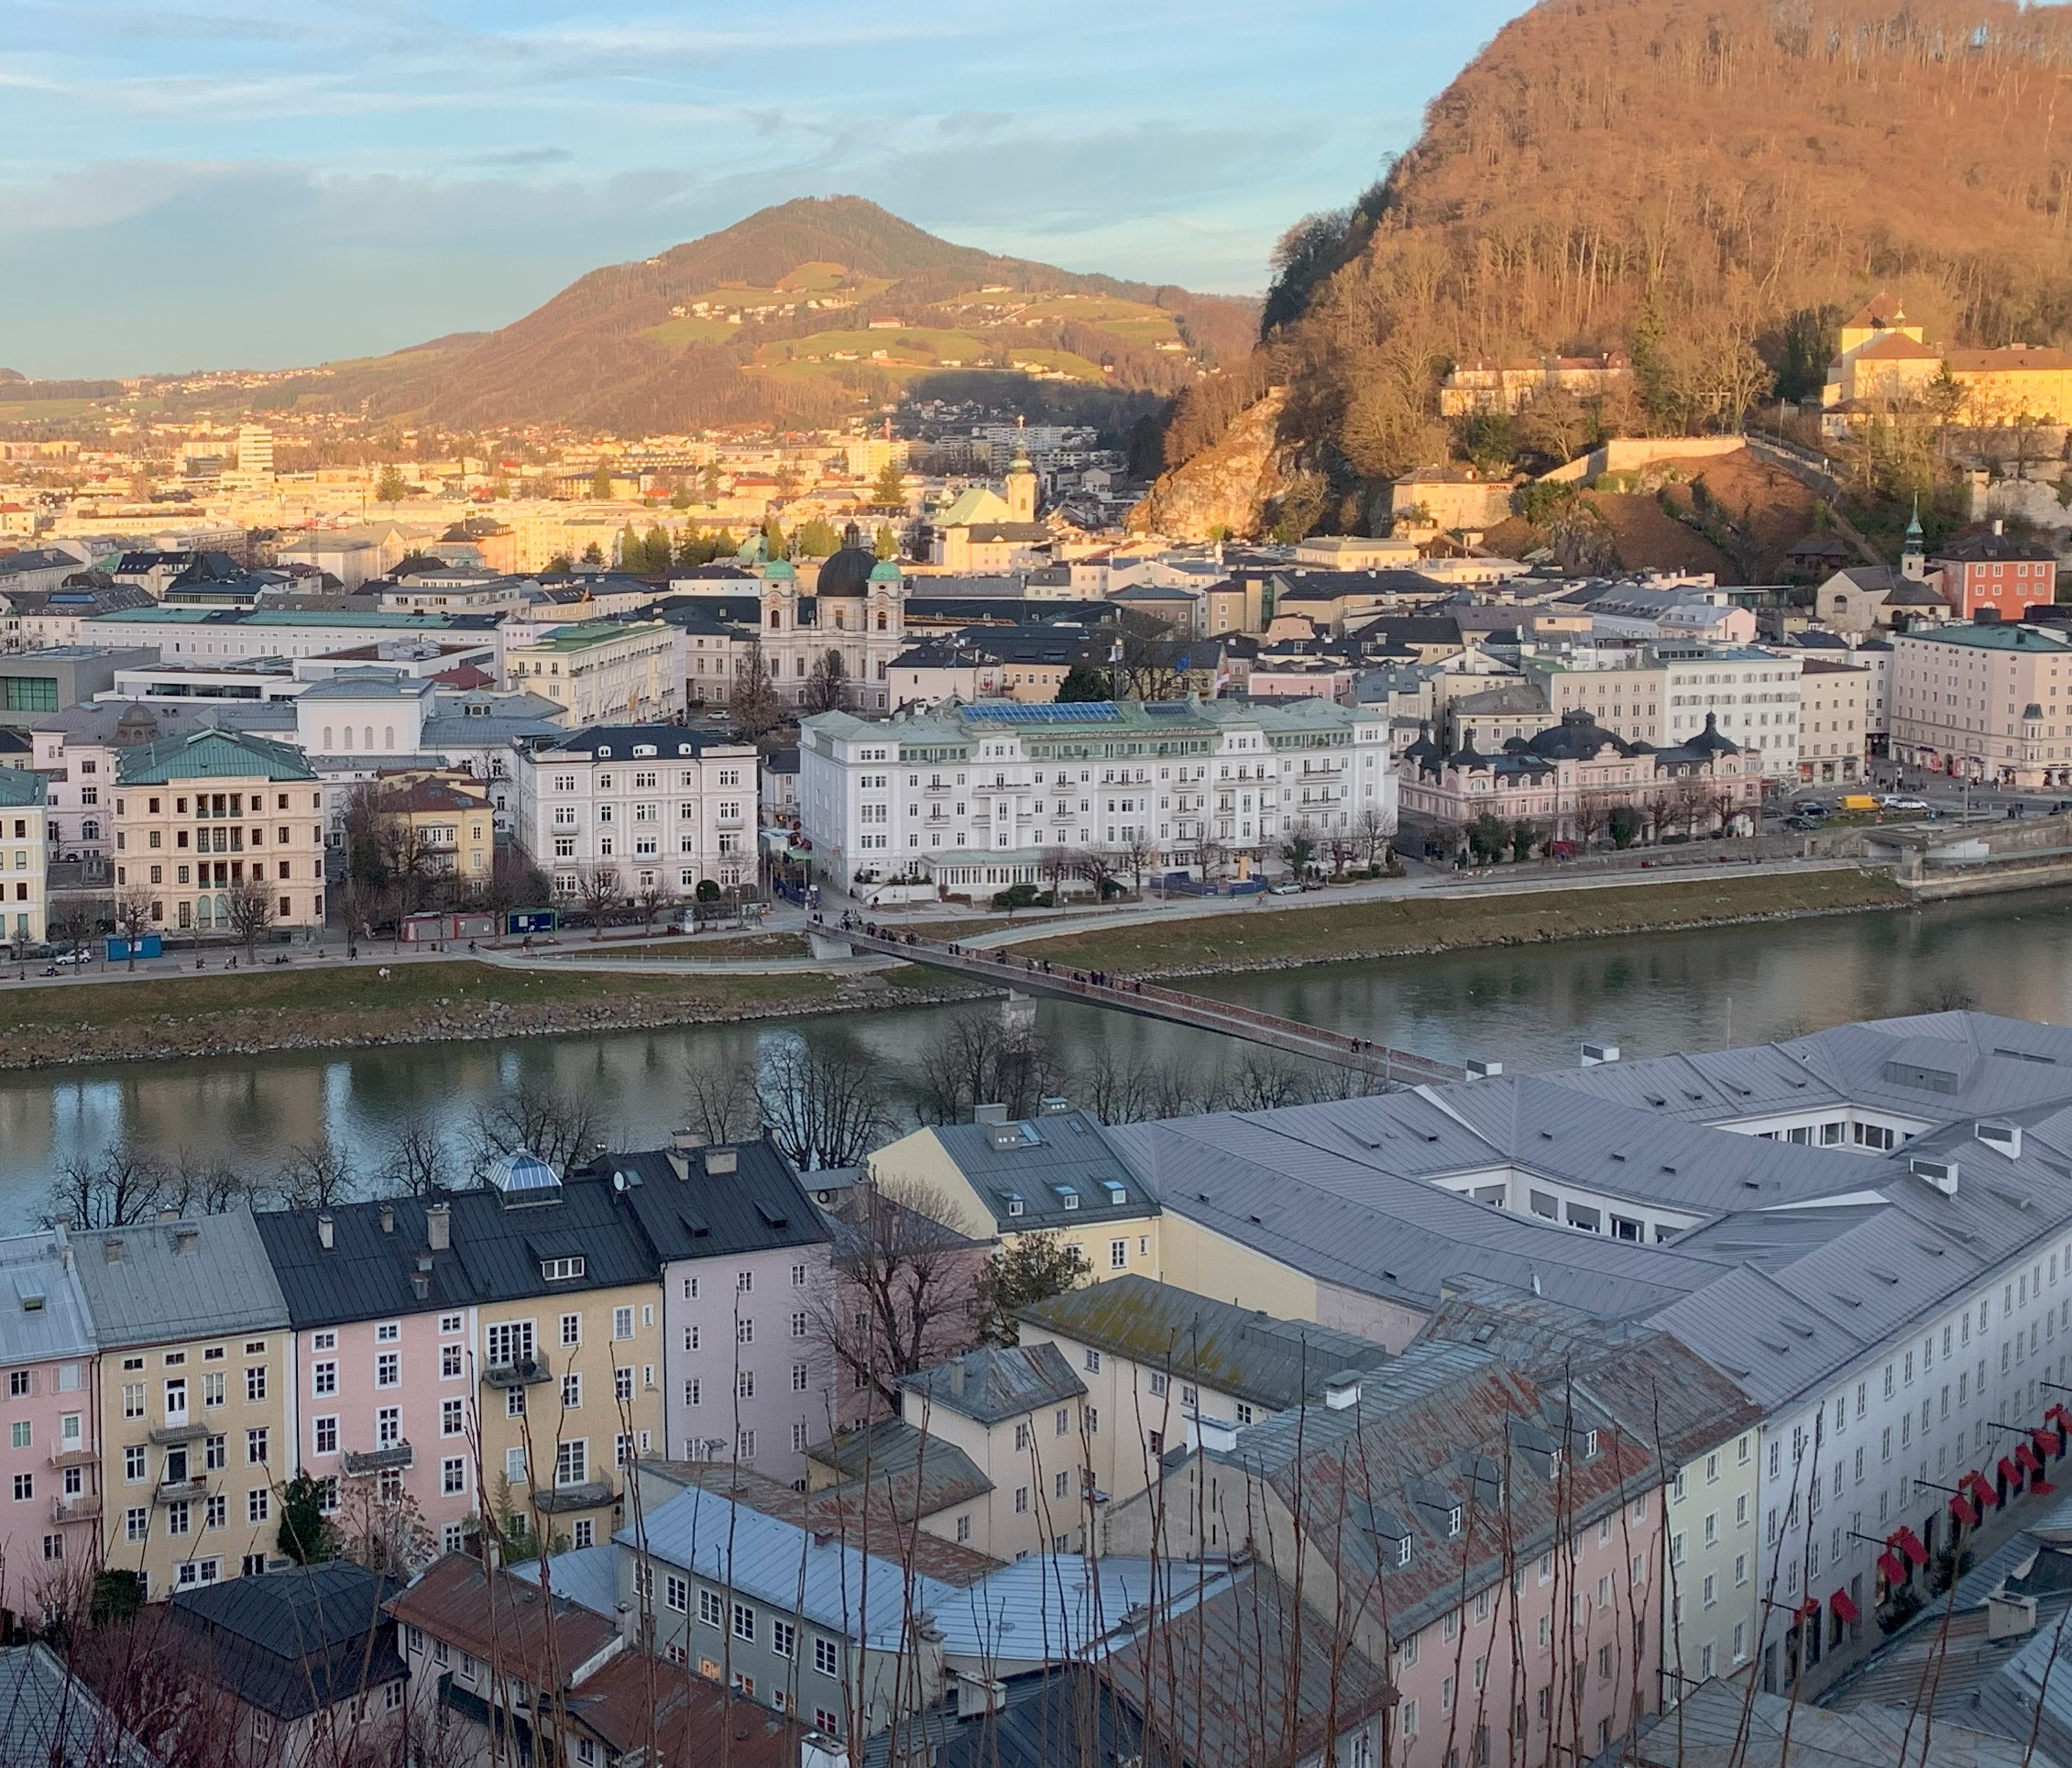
[1269,880,1303,895]
[1783,815,1822,831]
[1880,795,1930,811]
[1790,799,1828,817]
[51,949,91,967]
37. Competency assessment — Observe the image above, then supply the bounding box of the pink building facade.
[0,1231,101,1621]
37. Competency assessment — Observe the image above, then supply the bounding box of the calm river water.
[4,888,2069,1231]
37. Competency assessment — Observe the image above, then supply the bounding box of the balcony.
[482,1356,552,1389]
[343,1443,414,1477]
[51,1493,99,1524]
[47,1445,96,1470]
[148,1415,207,1445]
[152,1475,209,1506]
[531,1476,616,1514]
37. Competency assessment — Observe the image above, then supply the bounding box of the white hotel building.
[510,723,761,902]
[797,697,1396,896]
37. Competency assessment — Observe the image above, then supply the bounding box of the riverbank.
[1006,866,1913,979]
[0,867,1919,1071]
[0,961,982,1072]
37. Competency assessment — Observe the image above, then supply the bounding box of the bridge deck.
[837,927,1466,1088]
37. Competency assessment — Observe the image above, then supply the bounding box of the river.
[5,888,2068,1232]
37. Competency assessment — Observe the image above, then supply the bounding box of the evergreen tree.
[545,552,573,574]
[277,1473,339,1565]
[1055,663,1112,703]
[643,524,671,572]
[374,464,407,502]
[795,517,842,557]
[590,463,614,500]
[761,514,785,558]
[581,541,605,566]
[873,523,900,560]
[617,524,641,568]
[871,460,906,505]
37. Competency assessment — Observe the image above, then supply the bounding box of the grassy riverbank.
[1010,868,1912,977]
[0,961,905,1071]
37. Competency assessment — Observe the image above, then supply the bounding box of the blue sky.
[0,0,1529,379]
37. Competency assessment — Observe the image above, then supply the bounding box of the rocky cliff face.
[1128,390,1291,540]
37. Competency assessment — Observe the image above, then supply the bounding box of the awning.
[2001,1455,2024,1488]
[1832,1588,1861,1626]
[1899,1530,1930,1566]
[2036,1480,2059,1497]
[1951,1493,1979,1528]
[2048,1402,2072,1431]
[2037,1427,2064,1456]
[1967,1470,1999,1508]
[1877,1549,1906,1585]
[2018,1443,2044,1476]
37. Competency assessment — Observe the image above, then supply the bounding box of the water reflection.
[0,889,2066,1230]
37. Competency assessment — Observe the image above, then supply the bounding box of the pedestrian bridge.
[824,925,1475,1088]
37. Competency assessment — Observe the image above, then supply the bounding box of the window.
[699,1588,722,1627]
[541,1257,585,1281]
[1111,1238,1128,1270]
[815,1636,839,1675]
[666,1574,688,1613]
[247,1428,269,1466]
[733,1601,756,1643]
[376,1353,400,1389]
[313,1417,337,1455]
[441,1398,465,1437]
[561,1312,582,1347]
[441,1344,463,1378]
[773,1619,796,1659]
[312,1361,337,1398]
[1084,1349,1101,1373]
[562,1372,583,1409]
[555,1440,587,1486]
[247,1366,267,1402]
[613,1306,634,1340]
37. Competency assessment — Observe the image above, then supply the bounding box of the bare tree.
[114,884,154,971]
[576,863,623,940]
[1037,846,1077,902]
[756,1036,895,1170]
[814,1176,985,1418]
[1325,829,1357,878]
[41,1147,178,1229]
[730,638,784,738]
[1073,845,1121,901]
[682,1055,762,1146]
[335,1477,437,1580]
[1354,803,1391,870]
[633,877,674,937]
[802,647,849,714]
[1573,790,1613,852]
[270,1140,356,1211]
[1120,830,1157,895]
[470,1082,606,1177]
[378,816,438,913]
[907,1010,1063,1125]
[381,1111,455,1196]
[1196,832,1230,885]
[225,875,275,961]
[1071,1044,1174,1125]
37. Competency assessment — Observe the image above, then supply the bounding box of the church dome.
[815,544,879,598]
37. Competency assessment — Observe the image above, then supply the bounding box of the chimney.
[703,1148,738,1177]
[1580,1041,1620,1066]
[411,1272,430,1301]
[669,1126,707,1151]
[379,1203,394,1235]
[316,1213,334,1251]
[425,1203,451,1252]
[156,1206,178,1224]
[1908,1155,1960,1197]
[103,1238,122,1264]
[1994,518,2006,536]
[1322,1370,1364,1411]
[973,1103,1009,1126]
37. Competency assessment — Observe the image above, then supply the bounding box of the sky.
[0,0,1530,379]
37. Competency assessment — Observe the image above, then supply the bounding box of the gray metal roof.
[0,1231,95,1366]
[1016,1274,1390,1411]
[0,1644,160,1768]
[900,1342,1086,1427]
[924,1109,1156,1232]
[72,1207,288,1348]
[578,1139,828,1264]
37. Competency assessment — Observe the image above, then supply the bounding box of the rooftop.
[900,1342,1088,1427]
[71,1208,288,1350]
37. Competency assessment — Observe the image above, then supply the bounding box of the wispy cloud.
[1,0,1534,374]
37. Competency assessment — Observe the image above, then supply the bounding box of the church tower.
[757,555,798,635]
[1901,498,1925,581]
[1004,418,1038,525]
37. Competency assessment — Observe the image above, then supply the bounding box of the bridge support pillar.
[1001,991,1038,1034]
[809,933,858,961]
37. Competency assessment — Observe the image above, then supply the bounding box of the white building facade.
[510,723,760,902]
[798,697,1396,895]
[1659,644,1803,778]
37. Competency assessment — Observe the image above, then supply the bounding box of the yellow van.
[1838,794,1879,812]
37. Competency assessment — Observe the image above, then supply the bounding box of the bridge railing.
[833,926,1464,1085]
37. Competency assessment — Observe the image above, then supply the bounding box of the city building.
[1889,620,2072,785]
[1396,709,1761,851]
[576,1137,834,1483]
[112,729,325,933]
[0,648,159,723]
[83,608,506,670]
[503,620,682,725]
[162,1562,408,1763]
[0,769,48,945]
[1796,657,1869,784]
[1928,522,2060,621]
[798,697,1395,896]
[0,1231,100,1618]
[369,772,495,887]
[749,545,910,713]
[1014,1274,1394,1524]
[510,723,760,903]
[256,1165,667,1561]
[71,1209,292,1602]
[869,1104,1159,1282]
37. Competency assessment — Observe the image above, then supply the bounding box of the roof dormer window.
[541,1255,586,1281]
[1447,1507,1463,1537]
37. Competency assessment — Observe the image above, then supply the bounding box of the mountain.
[324,197,1257,434]
[1148,0,2072,537]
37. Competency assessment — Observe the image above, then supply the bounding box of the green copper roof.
[115,729,319,786]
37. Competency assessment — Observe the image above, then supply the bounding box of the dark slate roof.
[1016,1275,1391,1411]
[804,1414,993,1517]
[532,723,748,760]
[255,1177,665,1328]
[900,1342,1086,1426]
[574,1138,829,1263]
[1522,708,1638,761]
[861,1664,1146,1768]
[1935,526,2058,564]
[168,1562,406,1720]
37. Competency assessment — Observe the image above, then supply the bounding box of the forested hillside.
[1155,0,2072,533]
